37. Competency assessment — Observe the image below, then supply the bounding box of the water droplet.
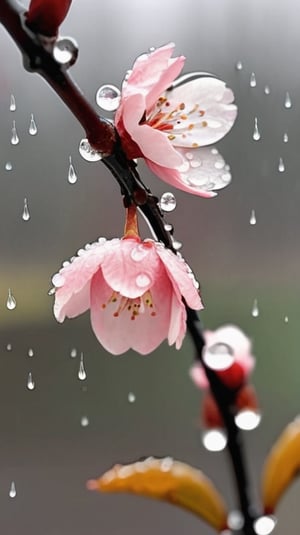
[202,429,227,452]
[203,343,234,371]
[130,244,150,262]
[79,138,102,162]
[250,72,256,88]
[68,156,78,184]
[78,352,87,380]
[10,94,16,112]
[228,511,244,531]
[70,348,77,358]
[27,372,35,390]
[5,161,12,171]
[252,117,261,141]
[264,85,270,95]
[283,315,289,324]
[22,198,30,221]
[164,223,173,232]
[254,516,277,535]
[9,481,16,498]
[28,113,37,135]
[284,91,292,109]
[11,120,19,145]
[80,416,89,427]
[6,343,12,351]
[159,192,176,212]
[283,132,289,143]
[135,273,151,288]
[6,288,16,310]
[250,209,256,225]
[27,348,34,358]
[48,287,55,296]
[251,298,259,318]
[128,392,136,403]
[172,239,182,251]
[51,273,65,287]
[235,60,243,71]
[96,84,121,111]
[278,157,285,173]
[53,37,78,66]
[235,409,261,430]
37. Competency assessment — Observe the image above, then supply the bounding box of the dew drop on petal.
[51,273,65,287]
[81,416,89,427]
[203,343,234,371]
[252,117,261,141]
[53,37,78,65]
[5,161,13,171]
[78,352,87,380]
[11,120,19,145]
[284,315,289,323]
[22,198,30,221]
[251,298,259,318]
[27,372,35,390]
[28,113,38,136]
[130,244,150,262]
[250,209,256,225]
[250,72,256,88]
[235,410,262,430]
[136,273,151,288]
[6,288,16,310]
[96,84,121,111]
[159,192,176,212]
[284,91,292,109]
[70,348,77,358]
[278,157,285,173]
[128,392,136,403]
[235,60,243,71]
[68,156,78,184]
[9,481,16,498]
[254,516,277,535]
[79,138,102,162]
[228,511,244,530]
[264,85,270,95]
[283,132,289,143]
[202,429,227,452]
[10,94,16,112]
[27,348,34,358]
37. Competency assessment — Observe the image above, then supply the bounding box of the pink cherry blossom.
[190,325,255,389]
[115,43,237,198]
[52,237,202,355]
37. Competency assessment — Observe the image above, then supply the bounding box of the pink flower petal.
[168,291,187,349]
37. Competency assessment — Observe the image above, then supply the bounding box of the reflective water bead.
[278,157,285,173]
[128,392,136,403]
[79,138,102,162]
[202,429,227,452]
[264,85,270,95]
[53,37,78,66]
[6,288,16,310]
[235,409,261,431]
[172,239,182,251]
[9,481,16,498]
[250,209,256,225]
[235,60,243,71]
[70,348,77,358]
[284,315,289,323]
[228,511,244,530]
[81,416,89,427]
[22,198,30,221]
[135,273,151,288]
[27,348,34,357]
[96,84,121,111]
[251,298,259,318]
[250,72,256,88]
[164,223,173,232]
[203,343,234,371]
[27,372,35,390]
[253,516,277,535]
[11,120,19,145]
[284,91,292,109]
[130,244,150,262]
[252,117,261,141]
[10,94,16,112]
[283,132,288,143]
[159,192,176,212]
[5,161,12,171]
[6,343,12,351]
[68,156,78,184]
[78,352,87,380]
[28,113,37,135]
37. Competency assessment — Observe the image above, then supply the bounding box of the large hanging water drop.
[28,113,38,135]
[250,72,256,87]
[68,156,78,184]
[11,120,19,145]
[159,192,177,212]
[96,84,121,111]
[284,91,292,109]
[22,198,30,221]
[252,117,261,141]
[9,481,17,498]
[250,209,256,225]
[6,288,16,310]
[10,94,16,112]
[79,139,102,162]
[251,298,259,318]
[78,352,87,380]
[53,37,78,66]
[278,157,285,173]
[27,372,35,390]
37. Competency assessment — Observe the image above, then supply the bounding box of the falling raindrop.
[250,209,257,225]
[278,157,285,173]
[250,72,256,88]
[28,113,38,135]
[6,343,12,351]
[6,288,16,310]
[252,117,261,141]
[70,348,77,358]
[251,298,259,318]
[235,60,243,71]
[159,192,177,212]
[68,156,77,184]
[10,94,16,112]
[27,348,34,358]
[5,161,13,171]
[79,138,102,162]
[80,416,89,427]
[283,132,289,143]
[11,120,19,145]
[96,84,121,111]
[53,37,78,66]
[27,372,35,390]
[22,198,30,221]
[78,352,87,380]
[264,85,270,95]
[284,315,289,323]
[128,392,136,403]
[284,91,292,109]
[202,429,227,452]
[9,481,16,498]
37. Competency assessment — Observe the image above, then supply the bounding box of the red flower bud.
[236,384,259,411]
[202,392,223,428]
[26,0,72,37]
[216,361,245,389]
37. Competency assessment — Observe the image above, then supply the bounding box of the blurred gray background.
[0,0,300,533]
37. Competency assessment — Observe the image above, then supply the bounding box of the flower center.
[102,290,156,321]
